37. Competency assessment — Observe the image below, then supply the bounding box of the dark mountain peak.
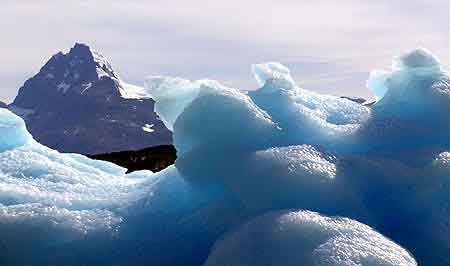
[43,42,118,80]
[13,43,124,108]
[68,42,102,63]
[71,42,91,53]
[68,42,118,79]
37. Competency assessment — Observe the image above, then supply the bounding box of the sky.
[1,0,450,103]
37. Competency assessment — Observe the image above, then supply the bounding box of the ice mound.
[395,48,441,70]
[0,134,140,238]
[205,210,416,266]
[175,144,343,214]
[249,63,370,152]
[362,49,450,152]
[3,48,450,266]
[146,77,278,155]
[251,62,296,89]
[0,108,31,152]
[368,48,441,100]
[368,48,447,114]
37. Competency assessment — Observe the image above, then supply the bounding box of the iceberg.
[2,48,450,265]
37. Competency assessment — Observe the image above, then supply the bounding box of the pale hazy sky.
[1,0,450,102]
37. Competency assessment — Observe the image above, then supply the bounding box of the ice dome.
[368,48,447,104]
[251,62,296,89]
[395,48,441,70]
[363,49,450,153]
[205,210,417,266]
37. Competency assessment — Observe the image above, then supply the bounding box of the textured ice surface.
[362,48,450,153]
[205,210,416,266]
[0,108,226,265]
[249,63,370,152]
[0,109,31,152]
[2,48,450,266]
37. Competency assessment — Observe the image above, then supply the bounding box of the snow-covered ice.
[2,48,450,265]
[205,210,416,266]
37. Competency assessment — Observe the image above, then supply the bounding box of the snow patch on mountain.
[118,81,149,99]
[142,123,154,133]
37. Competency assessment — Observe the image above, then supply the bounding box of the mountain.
[0,101,6,108]
[10,43,172,154]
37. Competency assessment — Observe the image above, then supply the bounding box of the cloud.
[1,0,450,102]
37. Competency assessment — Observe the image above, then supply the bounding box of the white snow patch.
[81,82,92,94]
[142,123,155,133]
[119,82,149,99]
[57,82,71,93]
[91,49,111,68]
[90,48,117,79]
[96,67,110,78]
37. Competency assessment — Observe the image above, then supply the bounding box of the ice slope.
[1,48,450,265]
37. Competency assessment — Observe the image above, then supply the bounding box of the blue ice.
[3,48,450,265]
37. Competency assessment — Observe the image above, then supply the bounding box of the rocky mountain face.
[0,101,7,108]
[10,43,172,154]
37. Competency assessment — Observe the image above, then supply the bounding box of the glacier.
[1,48,450,265]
